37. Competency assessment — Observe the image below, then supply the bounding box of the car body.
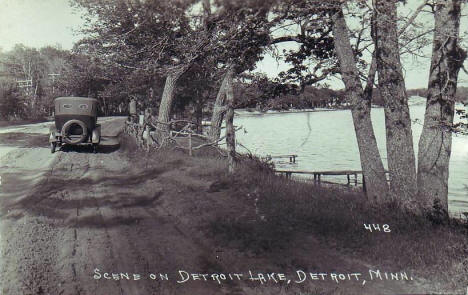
[49,96,101,153]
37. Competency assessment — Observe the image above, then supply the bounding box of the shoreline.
[234,107,342,116]
[233,96,460,116]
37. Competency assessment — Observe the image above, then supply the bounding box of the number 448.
[364,224,391,233]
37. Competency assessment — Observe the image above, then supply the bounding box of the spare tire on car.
[61,119,88,144]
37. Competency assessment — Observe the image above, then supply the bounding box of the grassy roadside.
[210,166,468,289]
[120,133,468,294]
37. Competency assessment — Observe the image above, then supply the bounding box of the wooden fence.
[124,116,233,156]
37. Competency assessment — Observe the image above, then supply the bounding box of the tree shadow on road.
[0,163,166,229]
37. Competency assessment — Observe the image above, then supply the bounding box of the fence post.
[189,133,192,156]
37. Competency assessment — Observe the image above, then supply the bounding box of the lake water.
[233,98,468,215]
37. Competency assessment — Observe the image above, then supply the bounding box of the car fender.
[49,126,59,143]
[92,124,101,144]
[49,132,56,143]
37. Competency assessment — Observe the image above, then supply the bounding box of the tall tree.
[72,0,211,141]
[207,0,274,141]
[373,0,418,208]
[224,67,237,173]
[209,65,234,141]
[268,1,391,200]
[259,1,390,200]
[332,7,389,202]
[152,0,214,142]
[417,0,467,213]
[156,66,189,141]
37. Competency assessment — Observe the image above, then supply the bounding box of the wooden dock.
[275,169,390,191]
[267,154,298,163]
[276,169,362,185]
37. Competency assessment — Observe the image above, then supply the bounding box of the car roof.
[54,97,99,103]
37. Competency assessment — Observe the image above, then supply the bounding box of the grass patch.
[119,133,228,179]
[207,160,468,290]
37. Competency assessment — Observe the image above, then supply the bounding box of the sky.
[0,0,84,50]
[0,0,467,90]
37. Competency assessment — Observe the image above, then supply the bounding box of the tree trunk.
[210,66,234,141]
[156,70,183,143]
[332,9,389,202]
[417,0,466,213]
[225,67,236,174]
[373,0,417,207]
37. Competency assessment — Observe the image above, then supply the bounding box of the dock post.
[347,174,350,185]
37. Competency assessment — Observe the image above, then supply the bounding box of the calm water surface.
[233,101,468,215]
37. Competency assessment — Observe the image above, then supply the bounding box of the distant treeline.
[407,87,468,102]
[372,87,468,106]
[233,77,346,111]
[232,78,468,111]
[0,44,124,121]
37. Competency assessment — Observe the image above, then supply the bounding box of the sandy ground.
[0,118,446,295]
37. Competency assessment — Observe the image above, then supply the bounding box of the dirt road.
[0,118,443,295]
[0,118,239,295]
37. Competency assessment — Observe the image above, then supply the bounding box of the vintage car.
[49,97,101,153]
